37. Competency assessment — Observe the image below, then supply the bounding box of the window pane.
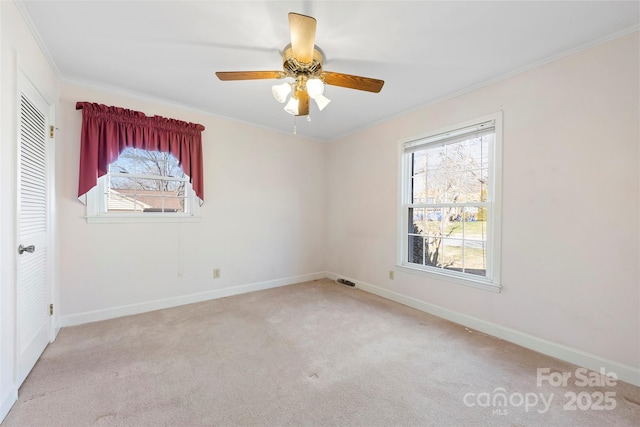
[460,206,476,225]
[109,175,135,190]
[444,216,463,238]
[110,147,136,173]
[445,140,466,165]
[444,169,462,203]
[425,208,442,236]
[464,241,486,276]
[468,137,483,166]
[426,169,445,203]
[480,168,489,202]
[412,152,426,174]
[163,196,185,213]
[137,178,161,191]
[104,148,191,215]
[464,215,486,240]
[408,235,424,264]
[442,238,463,272]
[409,208,424,234]
[481,136,491,168]
[412,173,426,204]
[137,151,178,176]
[466,170,483,202]
[107,188,145,212]
[426,237,442,267]
[166,180,186,192]
[426,146,444,169]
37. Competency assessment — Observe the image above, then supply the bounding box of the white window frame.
[85,150,201,224]
[397,112,502,292]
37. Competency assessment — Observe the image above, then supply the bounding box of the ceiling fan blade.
[216,71,283,81]
[296,90,309,116]
[288,12,316,63]
[322,71,384,93]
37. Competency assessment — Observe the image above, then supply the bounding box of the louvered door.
[16,76,51,386]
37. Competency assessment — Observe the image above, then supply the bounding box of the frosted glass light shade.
[306,78,324,99]
[284,97,299,115]
[272,82,291,103]
[313,94,331,111]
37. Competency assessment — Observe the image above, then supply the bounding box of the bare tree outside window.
[408,133,491,277]
[106,148,189,213]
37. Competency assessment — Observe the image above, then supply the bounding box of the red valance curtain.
[76,102,205,202]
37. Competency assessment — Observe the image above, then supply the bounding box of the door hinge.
[49,125,55,138]
[49,303,53,316]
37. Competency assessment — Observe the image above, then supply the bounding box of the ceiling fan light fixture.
[216,12,384,121]
[306,78,324,99]
[284,96,299,115]
[272,82,292,103]
[313,94,331,111]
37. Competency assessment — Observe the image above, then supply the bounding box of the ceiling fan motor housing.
[282,45,324,79]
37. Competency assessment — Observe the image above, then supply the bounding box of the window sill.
[395,264,502,293]
[86,215,201,224]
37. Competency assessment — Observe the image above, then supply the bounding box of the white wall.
[0,0,60,420]
[56,84,326,323]
[326,32,639,380]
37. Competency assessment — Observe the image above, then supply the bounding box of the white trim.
[86,214,201,224]
[47,103,57,343]
[58,272,326,327]
[0,387,18,424]
[325,271,640,387]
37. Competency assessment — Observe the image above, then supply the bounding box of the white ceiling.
[17,1,639,141]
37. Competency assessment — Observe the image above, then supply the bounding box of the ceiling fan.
[215,12,384,117]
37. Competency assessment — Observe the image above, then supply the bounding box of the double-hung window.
[86,147,200,222]
[399,113,502,291]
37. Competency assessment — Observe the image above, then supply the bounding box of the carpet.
[3,279,639,426]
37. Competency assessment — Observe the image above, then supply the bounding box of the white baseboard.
[326,271,640,387]
[59,272,326,327]
[0,387,17,424]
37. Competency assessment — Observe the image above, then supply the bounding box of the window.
[76,102,205,221]
[399,113,502,291]
[86,148,200,222]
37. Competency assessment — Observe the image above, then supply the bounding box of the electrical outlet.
[389,270,395,280]
[213,268,221,279]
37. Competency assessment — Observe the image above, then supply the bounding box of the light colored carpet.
[3,279,639,426]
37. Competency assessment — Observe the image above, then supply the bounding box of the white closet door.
[16,75,51,386]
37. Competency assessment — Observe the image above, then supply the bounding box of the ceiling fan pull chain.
[293,116,297,135]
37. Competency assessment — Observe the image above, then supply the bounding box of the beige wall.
[326,32,639,371]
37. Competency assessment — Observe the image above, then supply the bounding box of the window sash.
[85,175,200,223]
[403,204,493,278]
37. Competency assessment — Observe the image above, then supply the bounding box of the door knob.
[18,244,35,254]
